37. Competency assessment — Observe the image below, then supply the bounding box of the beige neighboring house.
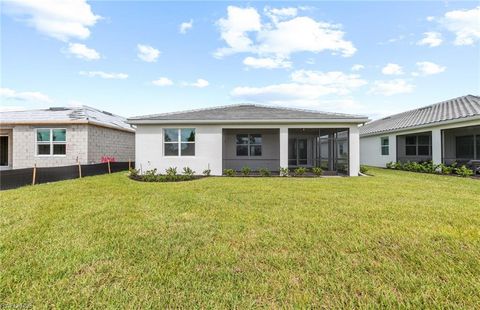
[0,106,135,170]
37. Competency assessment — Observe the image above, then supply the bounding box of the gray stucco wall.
[222,129,280,171]
[443,125,480,163]
[87,125,135,163]
[396,131,432,162]
[11,124,89,169]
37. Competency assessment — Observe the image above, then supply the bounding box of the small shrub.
[455,165,474,178]
[360,165,368,174]
[293,167,307,176]
[241,166,251,176]
[259,167,271,177]
[312,167,323,176]
[128,168,139,178]
[440,162,456,175]
[166,167,177,176]
[182,167,195,177]
[203,169,211,177]
[143,169,159,182]
[279,167,289,177]
[223,169,235,177]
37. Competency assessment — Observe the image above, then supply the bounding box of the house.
[128,104,369,176]
[0,106,135,169]
[359,95,480,168]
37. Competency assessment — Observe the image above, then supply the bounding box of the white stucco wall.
[135,123,362,176]
[360,134,396,168]
[360,118,480,167]
[135,125,223,175]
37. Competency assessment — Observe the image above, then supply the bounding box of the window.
[36,128,66,156]
[405,134,430,156]
[164,128,195,156]
[236,134,262,156]
[456,135,474,159]
[381,137,389,155]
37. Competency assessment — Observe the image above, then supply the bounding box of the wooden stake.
[32,164,37,185]
[107,160,111,174]
[78,159,82,178]
[128,158,131,170]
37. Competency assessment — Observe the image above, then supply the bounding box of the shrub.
[166,167,177,176]
[293,167,307,176]
[203,169,211,177]
[241,166,251,176]
[223,169,235,177]
[440,162,456,175]
[360,165,368,174]
[312,167,323,176]
[279,167,289,177]
[259,167,271,177]
[182,167,195,177]
[455,165,474,178]
[143,169,159,182]
[128,168,139,178]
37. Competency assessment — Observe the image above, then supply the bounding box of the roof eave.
[360,115,480,137]
[128,118,370,125]
[0,119,135,133]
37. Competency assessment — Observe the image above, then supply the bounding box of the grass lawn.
[1,168,479,308]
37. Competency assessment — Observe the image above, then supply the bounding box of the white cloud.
[0,105,27,112]
[190,79,209,88]
[0,87,53,103]
[351,64,364,71]
[152,77,174,86]
[231,70,366,106]
[426,16,435,22]
[440,6,480,45]
[369,79,414,96]
[215,6,356,61]
[413,61,446,76]
[137,44,160,62]
[67,43,100,60]
[79,71,128,79]
[243,56,292,69]
[417,32,443,47]
[381,63,404,75]
[3,0,100,41]
[179,20,193,34]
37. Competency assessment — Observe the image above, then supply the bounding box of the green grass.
[1,168,479,308]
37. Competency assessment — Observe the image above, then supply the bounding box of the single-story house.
[0,106,135,169]
[128,104,369,176]
[360,95,480,168]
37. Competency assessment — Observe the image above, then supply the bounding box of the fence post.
[107,160,111,174]
[32,164,37,185]
[77,158,82,178]
[128,158,131,170]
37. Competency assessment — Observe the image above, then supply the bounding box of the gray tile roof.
[0,106,134,132]
[128,104,368,123]
[359,95,480,136]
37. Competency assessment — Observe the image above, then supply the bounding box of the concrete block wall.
[87,125,135,163]
[12,125,89,169]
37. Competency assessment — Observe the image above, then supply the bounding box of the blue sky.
[1,1,479,119]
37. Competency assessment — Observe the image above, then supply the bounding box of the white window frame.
[163,128,196,157]
[380,137,389,156]
[35,128,67,157]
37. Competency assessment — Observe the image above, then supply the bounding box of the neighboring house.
[360,95,480,167]
[0,106,135,169]
[128,104,369,176]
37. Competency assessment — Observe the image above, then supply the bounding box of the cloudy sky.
[1,1,479,119]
